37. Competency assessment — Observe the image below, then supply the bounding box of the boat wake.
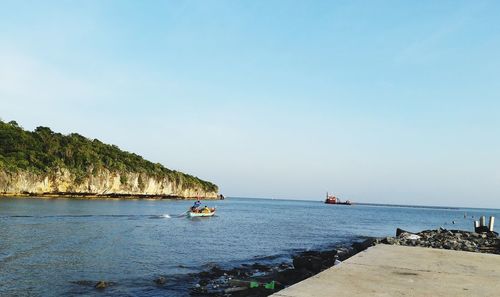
[1,214,176,220]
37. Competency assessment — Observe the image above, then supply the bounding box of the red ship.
[324,192,352,205]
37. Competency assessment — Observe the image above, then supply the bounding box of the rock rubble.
[190,238,377,296]
[379,228,500,254]
[191,228,500,296]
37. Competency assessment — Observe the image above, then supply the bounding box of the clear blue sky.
[1,1,499,208]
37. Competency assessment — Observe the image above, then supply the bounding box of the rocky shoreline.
[379,227,500,254]
[189,238,376,297]
[189,228,500,297]
[69,227,499,296]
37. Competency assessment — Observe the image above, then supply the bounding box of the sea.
[0,197,498,296]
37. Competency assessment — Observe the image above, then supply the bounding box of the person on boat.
[191,200,201,212]
[202,206,210,213]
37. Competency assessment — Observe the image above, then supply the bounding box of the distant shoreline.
[0,193,218,200]
[230,196,498,211]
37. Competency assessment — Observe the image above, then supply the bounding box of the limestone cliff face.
[0,168,218,199]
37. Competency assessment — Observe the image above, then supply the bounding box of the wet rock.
[73,280,115,289]
[278,263,292,270]
[292,255,322,273]
[298,250,321,257]
[71,280,94,286]
[251,263,271,271]
[94,281,109,289]
[276,268,314,285]
[352,238,377,252]
[396,228,413,237]
[318,254,337,268]
[227,267,248,278]
[319,249,337,259]
[198,271,211,278]
[154,276,167,285]
[487,231,499,238]
[189,238,377,296]
[336,247,356,261]
[198,279,210,286]
[382,237,396,245]
[210,266,226,277]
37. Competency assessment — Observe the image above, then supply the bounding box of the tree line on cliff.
[0,120,217,192]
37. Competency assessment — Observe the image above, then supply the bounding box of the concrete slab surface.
[271,245,500,297]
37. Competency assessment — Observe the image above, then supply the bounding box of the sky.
[0,1,499,208]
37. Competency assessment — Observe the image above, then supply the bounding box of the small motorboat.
[188,207,216,217]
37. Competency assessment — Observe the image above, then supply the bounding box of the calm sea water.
[1,197,498,296]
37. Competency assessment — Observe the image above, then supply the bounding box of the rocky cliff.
[0,168,218,198]
[0,120,218,199]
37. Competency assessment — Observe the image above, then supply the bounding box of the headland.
[0,120,218,199]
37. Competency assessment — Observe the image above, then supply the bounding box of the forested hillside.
[0,120,217,197]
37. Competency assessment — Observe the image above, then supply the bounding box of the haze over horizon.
[1,1,499,208]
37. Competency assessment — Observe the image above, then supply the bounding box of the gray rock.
[95,281,108,289]
[154,276,167,285]
[382,228,500,255]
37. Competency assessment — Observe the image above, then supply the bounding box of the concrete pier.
[271,245,500,297]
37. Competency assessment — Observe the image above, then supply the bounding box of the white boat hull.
[188,211,215,217]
